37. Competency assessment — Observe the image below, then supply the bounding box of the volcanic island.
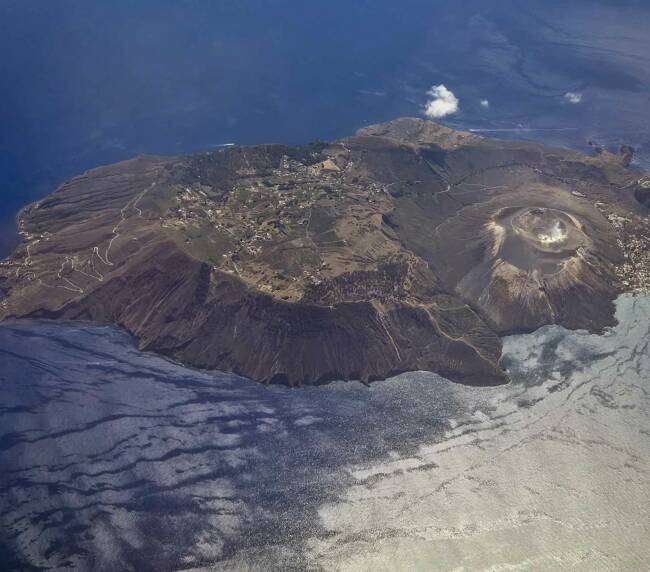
[1,118,649,386]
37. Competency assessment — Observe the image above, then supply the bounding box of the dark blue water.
[2,0,649,255]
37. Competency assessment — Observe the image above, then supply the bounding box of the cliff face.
[1,118,647,386]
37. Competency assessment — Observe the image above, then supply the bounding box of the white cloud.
[564,92,582,104]
[424,84,459,118]
[480,99,490,108]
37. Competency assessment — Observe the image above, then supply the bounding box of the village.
[605,209,650,294]
[158,146,388,298]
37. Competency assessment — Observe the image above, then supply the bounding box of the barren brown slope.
[1,118,648,386]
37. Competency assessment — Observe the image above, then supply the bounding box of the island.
[1,118,648,386]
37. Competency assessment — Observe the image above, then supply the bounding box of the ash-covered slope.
[1,118,648,386]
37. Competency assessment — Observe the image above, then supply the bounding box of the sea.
[0,1,649,569]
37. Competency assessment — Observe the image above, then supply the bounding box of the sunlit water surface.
[0,294,648,570]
